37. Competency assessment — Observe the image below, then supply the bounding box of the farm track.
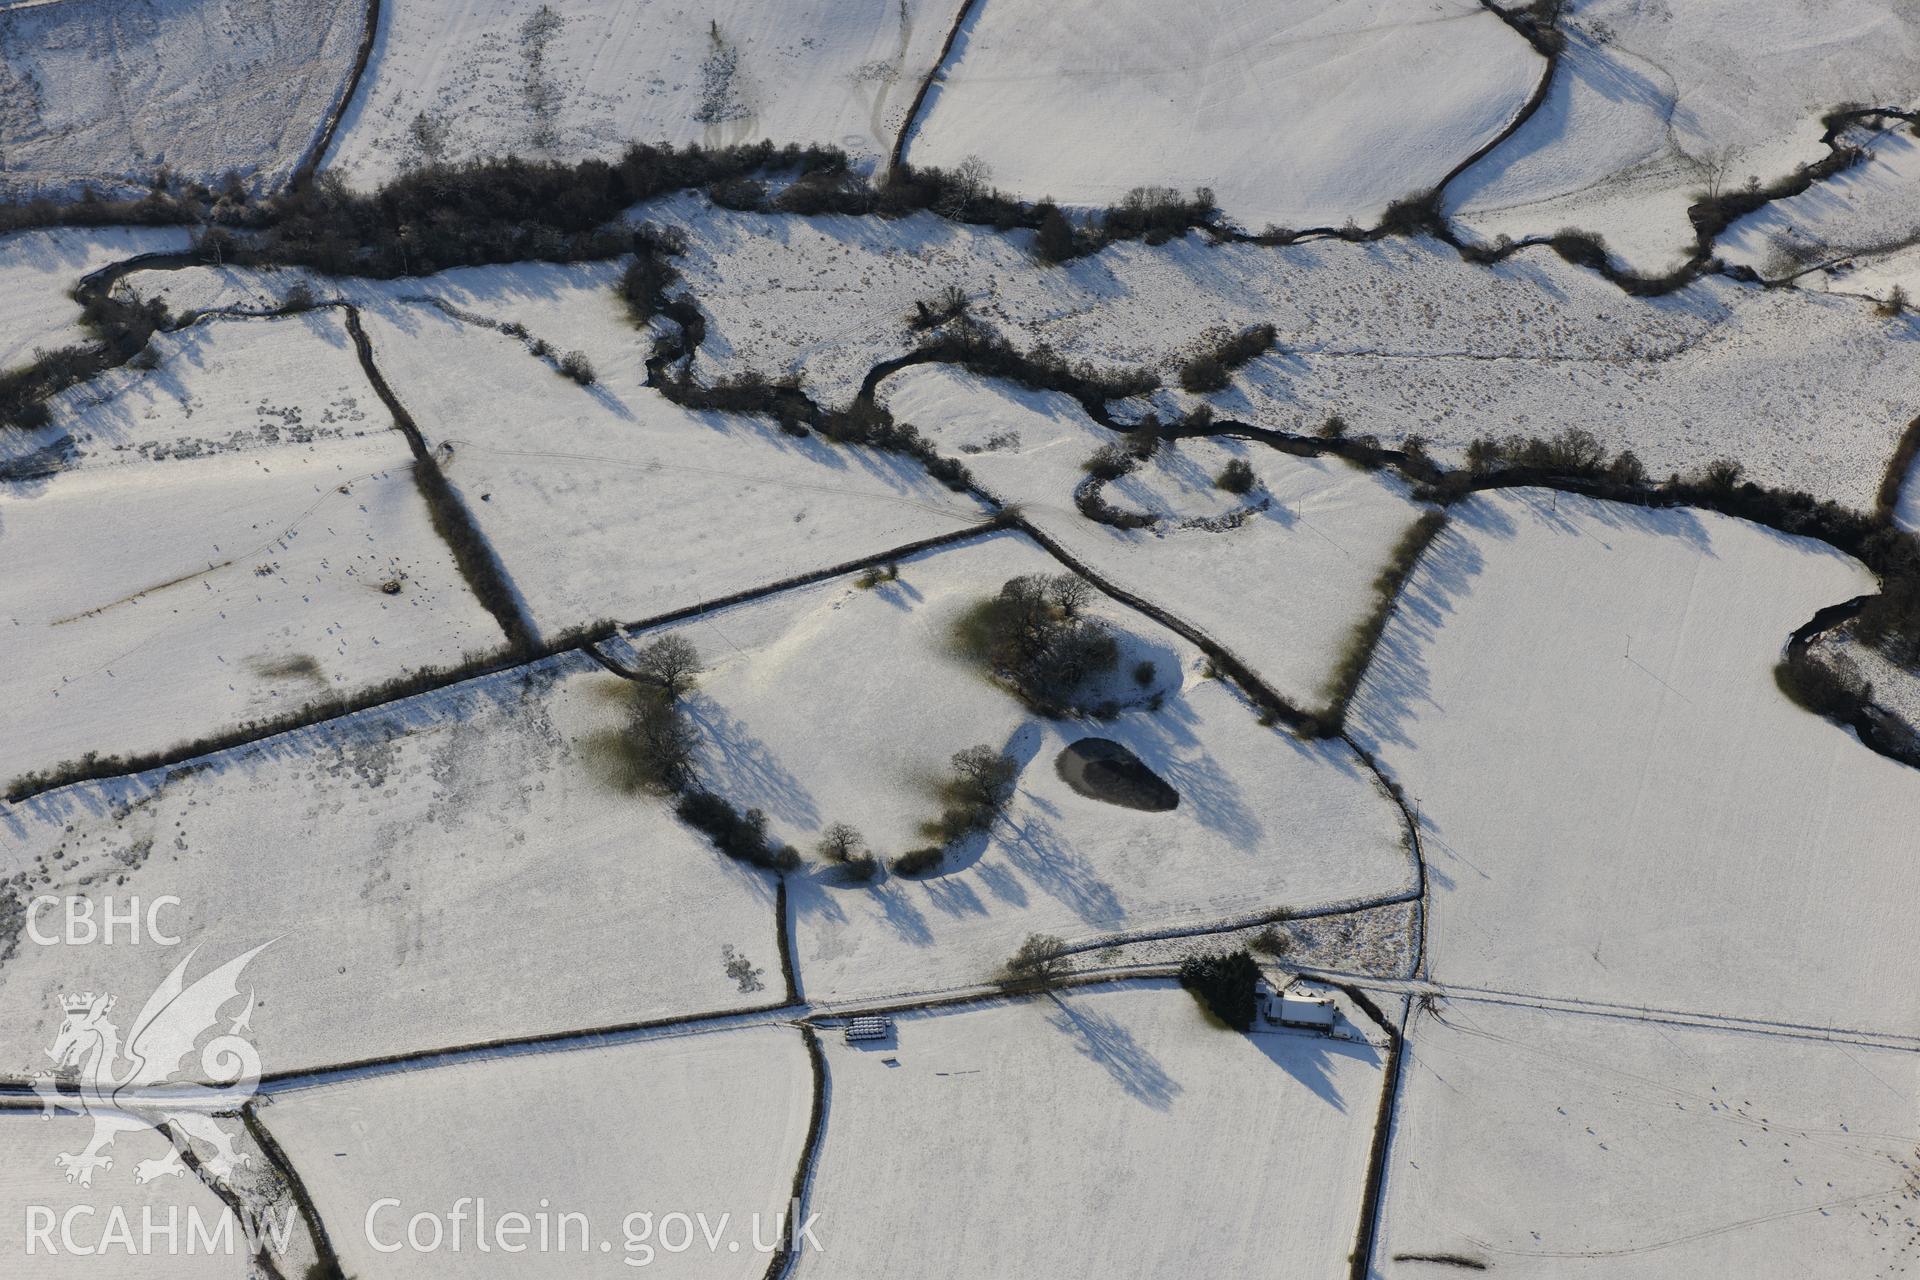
[0,908,1415,1108]
[1287,966,1920,1054]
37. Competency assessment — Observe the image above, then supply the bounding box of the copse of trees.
[947,744,1021,817]
[632,633,702,697]
[0,292,172,430]
[611,633,802,873]
[1856,575,1920,664]
[1178,323,1277,394]
[676,790,801,872]
[623,636,703,794]
[912,318,1159,405]
[237,140,849,278]
[629,690,698,793]
[1178,949,1261,1031]
[0,173,202,236]
[955,574,1119,712]
[1774,653,1871,720]
[1215,457,1257,494]
[1100,185,1218,246]
[617,223,689,327]
[909,744,1023,868]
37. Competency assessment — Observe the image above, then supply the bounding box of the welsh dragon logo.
[32,943,271,1188]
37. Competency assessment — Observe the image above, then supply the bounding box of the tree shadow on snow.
[1044,991,1181,1110]
[684,694,819,828]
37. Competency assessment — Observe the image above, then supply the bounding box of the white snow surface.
[355,292,986,639]
[263,1025,812,1278]
[321,0,959,188]
[610,530,1413,1003]
[798,981,1385,1280]
[1376,1001,1920,1278]
[0,654,787,1075]
[1447,0,1920,275]
[0,0,364,196]
[634,199,1915,510]
[114,258,994,640]
[0,312,505,785]
[0,226,193,373]
[1348,488,1920,1034]
[0,433,505,785]
[21,309,389,470]
[0,1118,246,1279]
[905,0,1544,230]
[878,364,1430,708]
[1721,116,1920,280]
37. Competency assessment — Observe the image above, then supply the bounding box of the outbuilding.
[1256,979,1337,1033]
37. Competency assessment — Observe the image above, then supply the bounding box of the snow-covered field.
[641,194,1716,411]
[1446,0,1920,275]
[606,530,1412,1002]
[879,365,1429,708]
[0,225,192,373]
[15,307,389,470]
[1242,279,1920,511]
[355,291,986,640]
[1377,1001,1920,1278]
[1349,488,1920,1034]
[638,199,1917,510]
[0,653,787,1077]
[0,310,508,785]
[1721,116,1920,282]
[115,259,998,639]
[15,5,1920,1273]
[321,0,960,188]
[262,1024,812,1278]
[798,980,1384,1279]
[0,432,505,785]
[0,0,363,196]
[904,0,1543,230]
[0,1117,250,1280]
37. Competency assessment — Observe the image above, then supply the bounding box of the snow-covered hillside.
[0,654,788,1075]
[0,0,364,196]
[905,0,1544,230]
[1447,0,1920,274]
[801,981,1385,1279]
[322,0,960,187]
[605,531,1412,1002]
[1350,489,1917,1033]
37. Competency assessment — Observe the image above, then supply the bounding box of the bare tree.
[631,692,696,793]
[634,635,702,700]
[998,933,1070,991]
[1047,575,1094,618]
[408,111,450,166]
[937,154,993,218]
[816,822,866,863]
[950,745,1019,815]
